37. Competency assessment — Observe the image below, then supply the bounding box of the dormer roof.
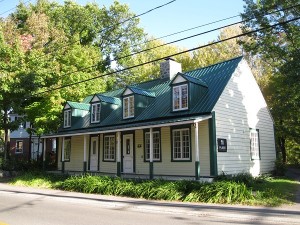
[171,72,208,87]
[65,101,90,111]
[90,94,121,105]
[123,86,156,98]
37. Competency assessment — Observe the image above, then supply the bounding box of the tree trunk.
[278,136,286,163]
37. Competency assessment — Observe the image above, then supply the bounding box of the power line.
[135,14,240,47]
[33,16,300,96]
[32,3,300,83]
[0,0,31,16]
[26,0,177,62]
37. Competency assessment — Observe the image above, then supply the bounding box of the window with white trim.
[250,129,260,160]
[104,135,115,161]
[123,96,134,119]
[145,131,160,161]
[63,110,71,128]
[172,128,190,160]
[15,140,23,154]
[91,103,101,123]
[173,84,188,111]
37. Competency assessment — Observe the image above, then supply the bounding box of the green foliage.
[8,172,298,207]
[240,0,300,163]
[273,158,287,176]
[185,181,253,204]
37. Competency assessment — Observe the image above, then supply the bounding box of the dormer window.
[91,103,101,123]
[173,84,188,111]
[64,110,71,128]
[123,96,134,119]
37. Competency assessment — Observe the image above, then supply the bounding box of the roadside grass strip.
[7,171,300,206]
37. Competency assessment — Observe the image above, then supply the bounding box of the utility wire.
[26,0,177,61]
[33,16,300,96]
[0,0,31,16]
[34,3,300,82]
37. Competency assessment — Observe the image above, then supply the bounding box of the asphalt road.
[0,183,299,225]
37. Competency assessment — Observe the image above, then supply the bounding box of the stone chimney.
[160,58,182,80]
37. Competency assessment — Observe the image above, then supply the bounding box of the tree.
[3,0,146,135]
[240,0,300,163]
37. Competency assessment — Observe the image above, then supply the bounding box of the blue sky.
[0,0,245,49]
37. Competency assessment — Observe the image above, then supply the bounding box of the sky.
[0,0,246,49]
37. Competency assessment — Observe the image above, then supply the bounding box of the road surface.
[0,183,299,225]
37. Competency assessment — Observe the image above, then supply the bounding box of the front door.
[123,134,134,173]
[90,136,98,171]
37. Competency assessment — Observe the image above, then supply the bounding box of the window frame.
[172,83,189,111]
[91,102,101,123]
[103,134,116,162]
[144,129,161,162]
[62,137,71,162]
[63,109,71,128]
[250,128,261,160]
[123,95,135,119]
[15,140,23,154]
[171,126,192,162]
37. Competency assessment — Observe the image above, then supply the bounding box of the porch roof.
[44,114,212,138]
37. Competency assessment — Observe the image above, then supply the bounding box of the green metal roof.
[67,101,90,111]
[59,56,243,134]
[126,86,156,97]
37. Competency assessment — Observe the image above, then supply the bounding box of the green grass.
[5,172,300,207]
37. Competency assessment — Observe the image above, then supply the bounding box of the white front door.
[90,136,98,171]
[123,134,134,173]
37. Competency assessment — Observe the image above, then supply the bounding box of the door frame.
[121,132,135,173]
[88,134,100,171]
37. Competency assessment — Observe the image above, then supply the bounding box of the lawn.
[4,171,299,207]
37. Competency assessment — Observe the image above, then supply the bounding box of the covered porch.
[42,113,218,180]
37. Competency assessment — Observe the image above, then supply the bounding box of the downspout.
[209,111,218,176]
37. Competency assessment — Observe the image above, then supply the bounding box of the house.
[8,113,57,163]
[44,56,276,179]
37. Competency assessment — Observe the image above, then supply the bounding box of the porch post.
[116,131,121,177]
[209,111,218,176]
[62,137,65,174]
[149,128,154,180]
[43,138,46,170]
[83,135,87,173]
[194,122,200,180]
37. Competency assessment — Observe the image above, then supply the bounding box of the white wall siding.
[213,59,276,176]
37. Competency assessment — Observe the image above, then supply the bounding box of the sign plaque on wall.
[217,138,227,152]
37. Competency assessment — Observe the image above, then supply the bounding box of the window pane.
[181,85,188,108]
[104,136,115,160]
[250,130,260,160]
[124,98,128,118]
[64,139,71,161]
[129,96,134,117]
[173,129,190,160]
[145,131,160,161]
[173,87,180,110]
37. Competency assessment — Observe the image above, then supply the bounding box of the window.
[91,103,101,123]
[173,84,188,111]
[145,131,161,161]
[15,140,23,154]
[172,128,191,161]
[63,138,71,161]
[64,110,71,128]
[250,129,260,160]
[104,135,115,161]
[123,96,134,119]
